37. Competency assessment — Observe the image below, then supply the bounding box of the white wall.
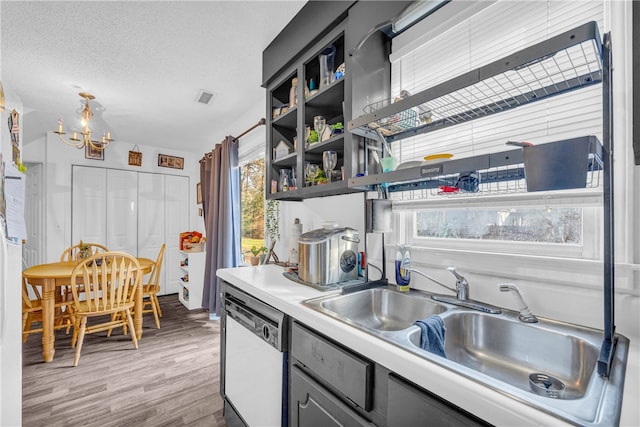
[277,193,366,264]
[0,83,24,427]
[22,132,204,263]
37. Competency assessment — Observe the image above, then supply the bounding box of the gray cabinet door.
[290,365,376,427]
[387,374,491,427]
[291,322,372,410]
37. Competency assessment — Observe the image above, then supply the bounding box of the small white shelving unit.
[178,250,205,310]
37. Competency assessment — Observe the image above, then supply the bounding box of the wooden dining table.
[22,257,154,362]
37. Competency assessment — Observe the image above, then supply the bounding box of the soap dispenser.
[395,244,411,292]
[288,218,302,266]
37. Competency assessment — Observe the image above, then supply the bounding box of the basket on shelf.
[363,98,418,136]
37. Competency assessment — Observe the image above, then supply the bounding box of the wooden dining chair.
[60,242,108,262]
[69,252,142,367]
[22,277,73,342]
[141,244,166,329]
[60,242,109,300]
[22,277,43,343]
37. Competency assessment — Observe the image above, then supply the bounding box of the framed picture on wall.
[85,142,104,160]
[196,182,202,204]
[128,147,142,166]
[158,154,184,169]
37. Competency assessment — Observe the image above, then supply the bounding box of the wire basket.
[363,98,418,137]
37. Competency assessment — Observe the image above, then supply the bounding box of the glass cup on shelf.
[306,163,319,186]
[278,169,290,192]
[314,116,326,143]
[318,45,336,89]
[323,151,337,183]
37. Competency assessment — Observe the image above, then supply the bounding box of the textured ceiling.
[1,1,306,154]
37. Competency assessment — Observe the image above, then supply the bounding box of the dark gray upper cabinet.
[262,1,355,88]
[264,1,411,200]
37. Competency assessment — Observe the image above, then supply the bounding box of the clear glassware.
[314,116,326,143]
[318,45,336,89]
[290,166,297,189]
[278,169,290,192]
[306,163,319,186]
[322,151,337,183]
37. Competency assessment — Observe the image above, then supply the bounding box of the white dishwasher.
[222,283,288,427]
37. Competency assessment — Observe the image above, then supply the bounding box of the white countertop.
[217,264,638,427]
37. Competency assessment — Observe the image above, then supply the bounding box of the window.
[240,158,265,257]
[388,1,605,263]
[416,207,583,244]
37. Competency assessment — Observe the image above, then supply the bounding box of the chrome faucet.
[447,267,469,301]
[406,267,457,295]
[407,266,501,314]
[406,266,468,300]
[498,283,538,323]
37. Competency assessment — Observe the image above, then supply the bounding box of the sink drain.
[529,373,566,399]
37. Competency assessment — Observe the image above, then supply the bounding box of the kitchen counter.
[217,264,639,426]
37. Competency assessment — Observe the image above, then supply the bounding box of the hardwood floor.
[22,296,228,427]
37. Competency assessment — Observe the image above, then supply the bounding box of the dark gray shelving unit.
[266,25,363,201]
[264,1,412,201]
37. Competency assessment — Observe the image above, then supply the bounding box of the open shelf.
[350,136,603,197]
[270,179,360,201]
[306,134,345,154]
[272,152,297,167]
[348,21,603,143]
[273,106,297,129]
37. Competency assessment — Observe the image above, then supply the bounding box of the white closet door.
[165,175,190,295]
[72,166,107,247]
[106,169,138,255]
[138,173,166,292]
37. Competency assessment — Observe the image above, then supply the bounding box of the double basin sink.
[302,287,629,426]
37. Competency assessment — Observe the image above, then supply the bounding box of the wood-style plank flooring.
[22,296,227,427]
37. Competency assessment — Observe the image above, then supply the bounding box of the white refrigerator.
[0,83,23,425]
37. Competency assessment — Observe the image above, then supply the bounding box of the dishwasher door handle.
[228,305,256,330]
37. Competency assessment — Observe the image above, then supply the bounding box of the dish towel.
[414,315,447,358]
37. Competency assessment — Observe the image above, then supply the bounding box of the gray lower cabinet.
[290,320,491,427]
[290,365,376,427]
[290,321,384,426]
[387,374,491,427]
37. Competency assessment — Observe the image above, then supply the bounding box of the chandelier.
[54,92,113,150]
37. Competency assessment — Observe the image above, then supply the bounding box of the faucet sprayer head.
[497,283,538,323]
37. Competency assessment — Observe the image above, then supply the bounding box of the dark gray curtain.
[200,136,241,315]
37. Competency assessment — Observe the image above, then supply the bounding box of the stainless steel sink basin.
[407,311,600,399]
[315,287,446,331]
[302,286,629,426]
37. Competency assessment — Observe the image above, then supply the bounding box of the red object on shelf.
[438,185,459,194]
[180,231,203,250]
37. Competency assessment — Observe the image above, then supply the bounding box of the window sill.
[391,245,638,294]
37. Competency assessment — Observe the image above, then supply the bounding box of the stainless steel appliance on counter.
[298,226,360,286]
[221,282,288,427]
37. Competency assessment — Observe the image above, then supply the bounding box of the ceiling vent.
[195,89,215,105]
